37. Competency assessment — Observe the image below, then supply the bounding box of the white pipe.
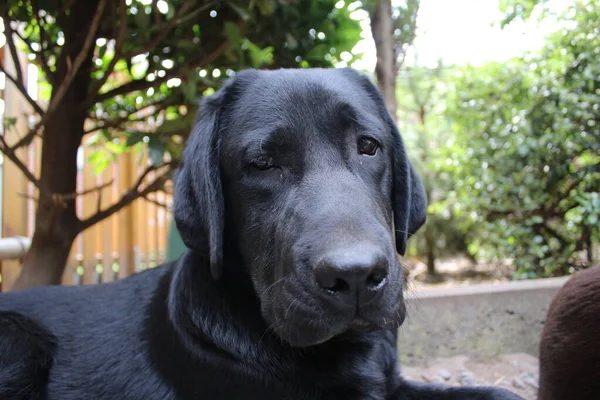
[0,236,31,260]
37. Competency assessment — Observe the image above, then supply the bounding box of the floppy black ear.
[390,140,428,255]
[173,84,230,279]
[341,68,427,255]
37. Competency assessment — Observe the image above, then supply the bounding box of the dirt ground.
[402,353,540,400]
[402,258,540,400]
[406,256,515,290]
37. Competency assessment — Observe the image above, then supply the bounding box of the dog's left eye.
[251,155,275,170]
[357,137,379,156]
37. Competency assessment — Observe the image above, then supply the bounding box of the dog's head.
[174,68,426,347]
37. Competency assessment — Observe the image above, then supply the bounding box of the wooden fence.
[0,43,173,291]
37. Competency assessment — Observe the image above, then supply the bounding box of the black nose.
[314,246,389,306]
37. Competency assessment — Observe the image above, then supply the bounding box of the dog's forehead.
[224,69,383,143]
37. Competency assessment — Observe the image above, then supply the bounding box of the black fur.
[0,68,522,400]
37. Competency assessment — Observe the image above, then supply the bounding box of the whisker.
[394,228,411,235]
[259,319,280,346]
[284,299,299,320]
[259,277,287,297]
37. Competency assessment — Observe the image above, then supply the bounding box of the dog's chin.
[264,312,346,348]
[274,325,339,348]
[258,278,407,347]
[264,306,406,348]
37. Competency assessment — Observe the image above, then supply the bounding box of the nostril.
[325,278,350,294]
[314,248,389,299]
[366,267,388,289]
[317,275,351,295]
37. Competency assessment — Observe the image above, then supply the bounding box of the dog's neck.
[168,250,311,365]
[165,250,376,370]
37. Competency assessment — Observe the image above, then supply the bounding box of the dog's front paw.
[474,386,525,400]
[398,379,526,399]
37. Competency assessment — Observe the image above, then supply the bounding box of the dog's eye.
[251,155,275,170]
[357,137,379,156]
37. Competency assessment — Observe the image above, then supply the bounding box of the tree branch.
[176,2,218,27]
[420,62,443,107]
[83,97,179,135]
[48,0,106,119]
[9,0,108,152]
[8,122,42,150]
[94,38,230,103]
[0,133,45,192]
[96,178,103,213]
[0,64,45,116]
[13,29,56,86]
[83,115,147,135]
[142,194,172,210]
[18,180,116,208]
[59,180,114,202]
[77,161,177,231]
[17,192,39,203]
[59,0,80,13]
[31,0,56,85]
[1,11,25,87]
[87,0,128,104]
[123,0,193,59]
[538,223,569,251]
[152,0,161,25]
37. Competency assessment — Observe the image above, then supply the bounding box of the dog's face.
[174,68,426,347]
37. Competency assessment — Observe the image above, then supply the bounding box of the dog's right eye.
[250,155,275,171]
[357,136,379,156]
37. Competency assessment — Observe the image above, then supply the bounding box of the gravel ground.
[402,353,539,400]
[402,258,541,400]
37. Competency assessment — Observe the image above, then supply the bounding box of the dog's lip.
[351,318,371,326]
[348,317,378,333]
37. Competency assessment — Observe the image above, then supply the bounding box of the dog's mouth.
[351,318,370,326]
[263,273,406,346]
[347,317,379,333]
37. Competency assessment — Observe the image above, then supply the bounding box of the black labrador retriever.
[0,68,523,400]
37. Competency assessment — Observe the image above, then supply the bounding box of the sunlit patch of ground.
[405,256,515,290]
[402,353,539,400]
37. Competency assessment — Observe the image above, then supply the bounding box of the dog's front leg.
[389,379,525,400]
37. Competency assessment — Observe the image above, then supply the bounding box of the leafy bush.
[440,0,600,278]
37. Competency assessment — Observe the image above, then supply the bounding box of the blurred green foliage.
[2,0,362,175]
[396,61,475,273]
[401,0,599,278]
[4,0,598,279]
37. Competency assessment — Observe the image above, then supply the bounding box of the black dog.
[0,68,523,399]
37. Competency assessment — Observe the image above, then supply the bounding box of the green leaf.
[246,41,273,68]
[133,10,151,40]
[224,21,242,45]
[105,140,127,154]
[286,33,298,50]
[227,2,251,21]
[88,149,111,175]
[147,137,166,166]
[125,132,146,147]
[182,71,199,103]
[3,117,17,128]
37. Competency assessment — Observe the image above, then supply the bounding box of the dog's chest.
[187,366,387,400]
[151,347,390,400]
[253,346,390,400]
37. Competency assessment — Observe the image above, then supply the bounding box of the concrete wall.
[398,277,569,365]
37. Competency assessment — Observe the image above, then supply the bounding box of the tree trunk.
[424,187,436,276]
[12,101,88,290]
[13,237,75,289]
[370,0,397,116]
[582,226,593,264]
[12,2,98,290]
